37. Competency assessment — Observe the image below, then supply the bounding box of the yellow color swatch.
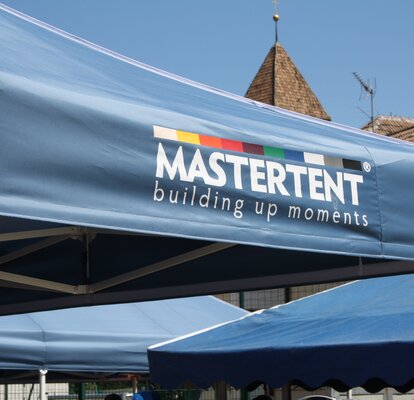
[177,130,200,145]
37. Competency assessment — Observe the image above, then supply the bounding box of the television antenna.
[353,72,376,131]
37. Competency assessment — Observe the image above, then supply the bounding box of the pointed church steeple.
[245,43,331,121]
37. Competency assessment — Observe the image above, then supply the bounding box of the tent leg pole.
[131,375,138,394]
[39,370,48,400]
[214,382,227,400]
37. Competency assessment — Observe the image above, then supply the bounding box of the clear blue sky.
[2,0,413,128]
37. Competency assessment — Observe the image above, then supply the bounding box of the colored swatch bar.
[153,126,362,171]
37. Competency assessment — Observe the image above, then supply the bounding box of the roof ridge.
[362,115,414,141]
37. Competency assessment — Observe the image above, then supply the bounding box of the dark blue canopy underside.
[0,3,414,315]
[148,274,414,393]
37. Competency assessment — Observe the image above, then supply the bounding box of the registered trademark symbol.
[363,162,371,172]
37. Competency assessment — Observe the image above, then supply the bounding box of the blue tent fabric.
[0,3,414,315]
[148,274,414,392]
[0,296,247,374]
[1,2,413,259]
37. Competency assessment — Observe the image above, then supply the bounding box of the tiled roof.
[363,116,414,142]
[245,43,331,121]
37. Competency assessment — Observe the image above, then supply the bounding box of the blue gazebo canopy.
[149,274,414,393]
[0,295,247,382]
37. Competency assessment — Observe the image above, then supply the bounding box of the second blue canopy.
[149,274,414,393]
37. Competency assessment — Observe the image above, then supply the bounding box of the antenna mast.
[353,72,376,132]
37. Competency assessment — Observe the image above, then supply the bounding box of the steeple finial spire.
[272,0,279,44]
[272,0,280,104]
